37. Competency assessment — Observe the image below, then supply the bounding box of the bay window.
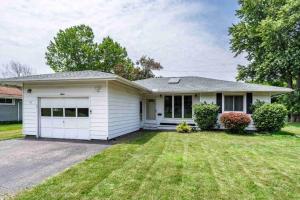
[164,95,193,118]
[224,95,244,112]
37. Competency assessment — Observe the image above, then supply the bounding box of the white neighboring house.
[0,70,292,140]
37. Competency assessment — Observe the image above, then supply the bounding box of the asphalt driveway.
[0,138,110,198]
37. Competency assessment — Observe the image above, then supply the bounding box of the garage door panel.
[77,120,89,128]
[64,119,78,128]
[41,98,64,108]
[64,129,78,139]
[41,118,52,128]
[51,119,64,128]
[52,128,64,138]
[77,129,90,140]
[41,128,52,138]
[67,98,89,107]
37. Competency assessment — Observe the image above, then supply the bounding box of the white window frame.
[163,95,193,119]
[0,98,15,105]
[222,93,246,113]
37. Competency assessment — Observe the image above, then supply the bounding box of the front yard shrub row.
[252,103,288,132]
[220,112,251,133]
[193,103,219,130]
[192,102,288,133]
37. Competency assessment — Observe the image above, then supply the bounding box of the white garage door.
[40,98,90,140]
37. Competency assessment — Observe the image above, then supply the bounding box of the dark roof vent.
[168,78,181,84]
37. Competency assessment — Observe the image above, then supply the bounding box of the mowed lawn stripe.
[129,132,184,199]
[83,132,169,199]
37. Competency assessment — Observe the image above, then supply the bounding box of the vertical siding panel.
[108,82,141,139]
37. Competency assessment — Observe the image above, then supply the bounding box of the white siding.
[22,82,108,140]
[107,82,141,139]
[253,92,271,103]
[200,93,216,104]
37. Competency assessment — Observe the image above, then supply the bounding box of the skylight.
[168,78,181,84]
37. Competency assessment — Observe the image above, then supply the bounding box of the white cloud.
[0,0,246,80]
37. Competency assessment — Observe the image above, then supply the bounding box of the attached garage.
[40,97,90,140]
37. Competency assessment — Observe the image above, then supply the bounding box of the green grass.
[14,126,300,200]
[0,123,23,140]
[280,122,300,136]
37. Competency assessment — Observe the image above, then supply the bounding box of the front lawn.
[281,122,300,136]
[15,128,299,199]
[0,123,23,140]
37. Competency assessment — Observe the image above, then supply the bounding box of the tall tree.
[45,24,100,72]
[134,56,163,80]
[98,37,132,73]
[229,0,300,121]
[45,25,163,81]
[2,60,32,77]
[45,25,134,75]
[229,0,300,89]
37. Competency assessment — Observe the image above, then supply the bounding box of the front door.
[146,99,156,120]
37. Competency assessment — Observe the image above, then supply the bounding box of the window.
[224,95,244,112]
[65,108,76,117]
[174,96,182,118]
[164,95,193,118]
[41,108,51,117]
[140,101,143,121]
[184,96,192,118]
[164,96,172,118]
[53,108,64,117]
[0,98,14,105]
[77,108,89,117]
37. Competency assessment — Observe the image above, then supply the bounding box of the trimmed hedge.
[176,121,192,133]
[252,103,287,132]
[220,112,251,133]
[193,103,219,130]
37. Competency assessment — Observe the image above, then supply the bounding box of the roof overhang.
[0,77,152,93]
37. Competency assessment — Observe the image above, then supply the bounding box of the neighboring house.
[0,70,292,140]
[0,86,22,122]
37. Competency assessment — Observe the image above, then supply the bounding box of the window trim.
[0,98,15,105]
[163,95,193,119]
[222,93,246,113]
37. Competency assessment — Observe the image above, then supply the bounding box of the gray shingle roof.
[0,70,117,82]
[134,77,293,93]
[0,71,292,93]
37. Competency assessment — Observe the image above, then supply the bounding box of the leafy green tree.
[98,36,132,73]
[45,25,100,72]
[45,25,163,81]
[229,0,300,89]
[229,0,300,121]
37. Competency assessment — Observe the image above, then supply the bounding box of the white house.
[0,70,292,140]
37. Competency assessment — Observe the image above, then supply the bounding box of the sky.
[0,0,247,81]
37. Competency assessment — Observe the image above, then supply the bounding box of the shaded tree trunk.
[287,71,293,88]
[297,72,300,90]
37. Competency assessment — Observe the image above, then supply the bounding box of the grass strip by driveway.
[0,123,22,141]
[14,130,300,200]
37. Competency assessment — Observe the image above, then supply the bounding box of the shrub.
[176,121,192,133]
[193,103,219,130]
[250,100,266,113]
[252,103,288,132]
[220,112,251,133]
